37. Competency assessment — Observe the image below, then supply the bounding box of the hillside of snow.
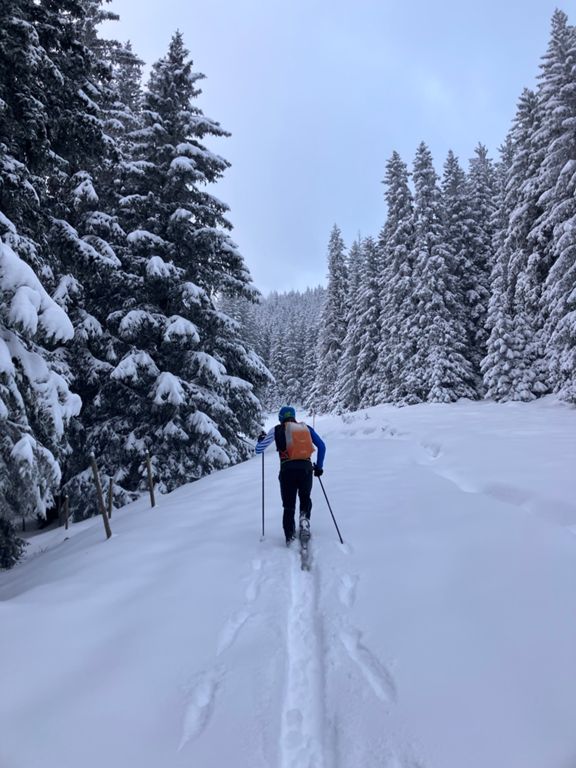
[1,398,576,768]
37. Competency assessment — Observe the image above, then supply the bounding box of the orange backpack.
[285,422,315,460]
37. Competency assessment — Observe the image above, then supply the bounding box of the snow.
[1,398,575,768]
[169,156,198,175]
[10,434,36,467]
[127,229,165,247]
[0,241,74,341]
[153,371,185,406]
[111,351,159,382]
[146,255,181,279]
[193,350,226,382]
[163,315,200,343]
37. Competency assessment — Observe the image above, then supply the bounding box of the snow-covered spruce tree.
[532,11,576,401]
[335,239,364,412]
[466,143,497,379]
[354,237,385,408]
[482,90,548,400]
[0,239,81,560]
[376,151,415,402]
[441,150,480,392]
[0,1,81,559]
[97,31,267,496]
[24,0,142,516]
[308,225,348,412]
[482,135,518,400]
[406,143,475,403]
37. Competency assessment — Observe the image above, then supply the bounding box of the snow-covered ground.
[1,398,576,768]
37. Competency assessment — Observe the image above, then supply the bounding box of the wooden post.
[145,451,156,508]
[107,478,113,519]
[57,493,63,526]
[90,454,112,539]
[64,495,70,530]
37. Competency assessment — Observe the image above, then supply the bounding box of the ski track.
[280,550,326,768]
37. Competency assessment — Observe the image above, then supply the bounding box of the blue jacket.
[256,423,326,468]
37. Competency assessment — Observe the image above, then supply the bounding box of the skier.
[256,406,326,545]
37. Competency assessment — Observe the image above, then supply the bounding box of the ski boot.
[299,514,311,542]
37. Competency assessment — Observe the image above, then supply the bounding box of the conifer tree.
[533,12,576,401]
[0,0,82,554]
[92,32,266,498]
[309,225,348,412]
[376,151,415,402]
[335,239,364,411]
[355,237,384,407]
[466,144,497,376]
[483,90,547,400]
[407,143,475,403]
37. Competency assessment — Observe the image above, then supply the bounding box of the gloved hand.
[313,464,323,477]
[258,431,267,441]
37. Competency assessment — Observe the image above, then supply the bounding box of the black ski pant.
[279,461,313,540]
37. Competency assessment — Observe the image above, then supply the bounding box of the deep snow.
[1,398,576,768]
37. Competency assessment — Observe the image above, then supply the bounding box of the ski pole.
[317,476,344,544]
[261,452,265,540]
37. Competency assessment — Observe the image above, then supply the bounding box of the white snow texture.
[0,398,575,768]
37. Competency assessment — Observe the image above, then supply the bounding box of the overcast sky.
[103,1,569,295]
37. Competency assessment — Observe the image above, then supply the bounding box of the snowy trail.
[2,399,576,768]
[280,550,326,768]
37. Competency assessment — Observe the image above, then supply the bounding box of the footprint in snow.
[340,627,397,704]
[216,610,250,656]
[245,558,263,602]
[178,669,222,750]
[338,574,358,609]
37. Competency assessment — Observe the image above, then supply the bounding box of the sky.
[102,1,569,295]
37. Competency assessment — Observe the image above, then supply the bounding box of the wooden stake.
[107,478,113,519]
[145,451,156,508]
[90,454,112,539]
[64,495,70,530]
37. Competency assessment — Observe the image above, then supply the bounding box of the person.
[256,406,326,546]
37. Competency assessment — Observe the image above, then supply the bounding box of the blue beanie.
[278,405,296,422]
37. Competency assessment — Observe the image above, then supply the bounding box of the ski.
[299,516,311,571]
